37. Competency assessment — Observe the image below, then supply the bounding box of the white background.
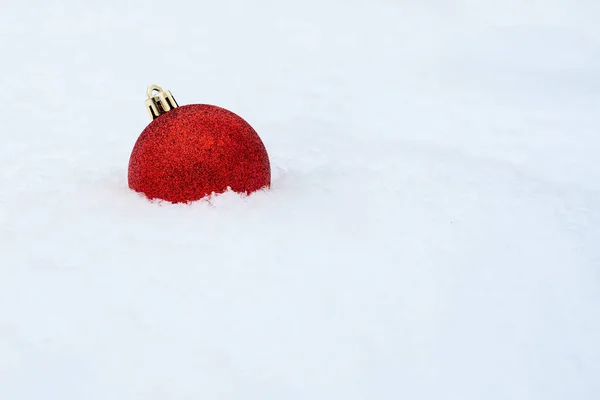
[1,0,599,398]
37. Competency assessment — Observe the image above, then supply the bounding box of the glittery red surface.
[128,104,271,203]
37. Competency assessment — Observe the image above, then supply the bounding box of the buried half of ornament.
[128,104,271,203]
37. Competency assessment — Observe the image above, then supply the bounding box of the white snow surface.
[1,0,600,398]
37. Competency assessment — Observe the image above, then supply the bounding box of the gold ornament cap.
[145,84,179,120]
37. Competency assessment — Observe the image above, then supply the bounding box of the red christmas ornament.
[128,85,271,203]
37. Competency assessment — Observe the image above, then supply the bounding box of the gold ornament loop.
[147,84,165,98]
[145,84,179,120]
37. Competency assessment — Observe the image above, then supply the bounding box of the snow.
[1,0,600,398]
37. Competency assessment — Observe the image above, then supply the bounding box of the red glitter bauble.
[128,104,271,203]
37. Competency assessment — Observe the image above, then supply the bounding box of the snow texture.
[1,0,599,399]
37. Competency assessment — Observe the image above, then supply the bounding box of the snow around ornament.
[128,85,271,203]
